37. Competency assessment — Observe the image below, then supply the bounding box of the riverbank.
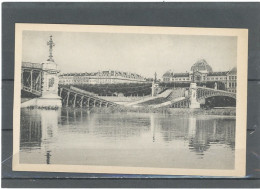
[88,106,236,116]
[24,104,236,116]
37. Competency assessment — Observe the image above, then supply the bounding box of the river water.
[20,108,235,170]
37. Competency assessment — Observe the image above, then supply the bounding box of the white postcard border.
[13,24,248,177]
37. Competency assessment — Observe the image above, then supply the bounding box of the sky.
[22,31,237,79]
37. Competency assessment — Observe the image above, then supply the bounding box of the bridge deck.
[196,87,236,100]
[151,97,187,108]
[60,86,119,107]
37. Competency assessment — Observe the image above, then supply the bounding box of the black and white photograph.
[13,24,248,176]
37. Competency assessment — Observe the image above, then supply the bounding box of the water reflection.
[20,109,60,165]
[20,108,235,169]
[188,118,235,156]
[20,110,42,148]
[45,150,51,164]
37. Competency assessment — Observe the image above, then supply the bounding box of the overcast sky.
[22,31,237,79]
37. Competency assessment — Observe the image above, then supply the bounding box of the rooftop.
[190,59,213,72]
[228,67,237,74]
[208,72,228,76]
[173,73,189,77]
[163,70,174,77]
[59,70,145,80]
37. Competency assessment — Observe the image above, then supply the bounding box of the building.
[162,59,237,92]
[59,70,146,85]
[226,67,237,93]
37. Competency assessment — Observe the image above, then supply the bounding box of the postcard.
[13,24,248,176]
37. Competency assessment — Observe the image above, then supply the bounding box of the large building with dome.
[162,59,237,93]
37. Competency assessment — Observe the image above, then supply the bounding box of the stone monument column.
[151,72,159,97]
[41,62,60,96]
[37,35,62,107]
[214,82,218,90]
[151,81,155,97]
[151,81,159,97]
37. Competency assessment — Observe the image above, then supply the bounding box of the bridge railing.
[196,86,235,94]
[22,86,42,96]
[170,97,190,108]
[196,86,236,100]
[61,86,119,106]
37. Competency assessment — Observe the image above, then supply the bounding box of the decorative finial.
[47,35,55,62]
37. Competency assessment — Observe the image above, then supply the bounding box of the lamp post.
[192,68,195,83]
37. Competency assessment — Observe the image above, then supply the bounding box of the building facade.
[59,70,146,85]
[226,67,237,93]
[162,59,237,92]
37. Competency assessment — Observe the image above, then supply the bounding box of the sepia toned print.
[13,24,248,176]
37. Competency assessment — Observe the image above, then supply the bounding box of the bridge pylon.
[21,36,62,108]
[189,83,200,109]
[151,81,159,97]
[37,61,62,107]
[21,61,62,108]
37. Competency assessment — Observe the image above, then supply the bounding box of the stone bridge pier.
[189,83,201,109]
[37,61,62,107]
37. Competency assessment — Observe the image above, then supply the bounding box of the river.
[20,108,235,170]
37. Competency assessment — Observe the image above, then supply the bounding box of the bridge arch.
[197,93,236,102]
[59,86,118,108]
[198,95,236,108]
[196,87,236,100]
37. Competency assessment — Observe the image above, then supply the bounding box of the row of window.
[59,78,144,84]
[228,82,237,88]
[163,78,171,82]
[229,76,237,80]
[163,77,225,81]
[173,78,190,81]
[60,75,144,80]
[206,77,226,81]
[163,77,190,81]
[163,76,237,82]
